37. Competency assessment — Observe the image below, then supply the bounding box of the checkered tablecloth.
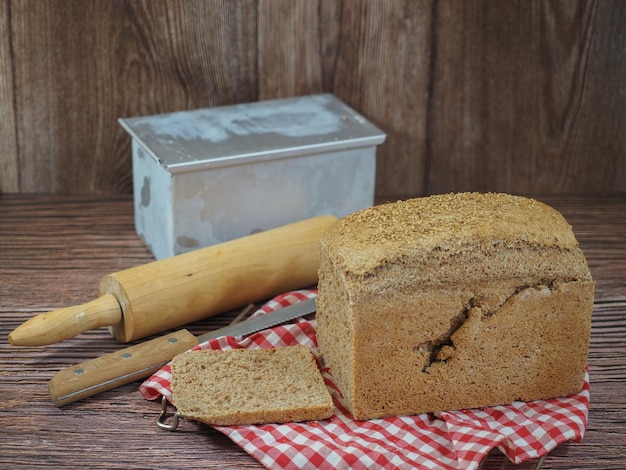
[140,290,590,470]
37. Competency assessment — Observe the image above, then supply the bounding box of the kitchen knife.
[9,215,335,346]
[48,297,317,407]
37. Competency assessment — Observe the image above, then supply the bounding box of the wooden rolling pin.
[9,215,336,346]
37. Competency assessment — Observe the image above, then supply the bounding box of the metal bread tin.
[119,94,386,259]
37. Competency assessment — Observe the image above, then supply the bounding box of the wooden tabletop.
[1,194,624,469]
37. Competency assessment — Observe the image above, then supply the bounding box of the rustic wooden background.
[1,0,624,198]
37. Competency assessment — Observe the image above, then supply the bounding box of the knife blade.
[48,297,317,407]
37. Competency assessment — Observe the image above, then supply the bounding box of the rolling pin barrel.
[8,215,337,346]
[102,215,336,342]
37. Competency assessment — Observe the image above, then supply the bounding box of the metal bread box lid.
[118,94,386,173]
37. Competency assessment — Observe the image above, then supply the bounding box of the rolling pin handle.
[8,294,123,346]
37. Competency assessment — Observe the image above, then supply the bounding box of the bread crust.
[316,193,594,420]
[171,345,334,425]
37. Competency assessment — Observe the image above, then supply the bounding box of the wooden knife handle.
[48,329,198,406]
[8,294,122,346]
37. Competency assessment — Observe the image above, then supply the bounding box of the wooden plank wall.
[0,0,624,198]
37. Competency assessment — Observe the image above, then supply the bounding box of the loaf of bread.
[316,192,594,420]
[170,345,333,426]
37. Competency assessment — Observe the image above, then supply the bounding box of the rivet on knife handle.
[48,330,199,407]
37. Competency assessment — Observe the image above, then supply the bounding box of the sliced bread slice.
[171,345,334,426]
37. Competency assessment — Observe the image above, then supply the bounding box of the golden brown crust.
[316,193,594,420]
[322,192,586,278]
[171,345,334,426]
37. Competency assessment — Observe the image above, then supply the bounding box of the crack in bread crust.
[417,280,579,372]
[316,193,595,420]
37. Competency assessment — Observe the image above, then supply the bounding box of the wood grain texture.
[0,194,625,469]
[426,0,626,195]
[0,0,18,192]
[8,0,259,194]
[330,0,434,199]
[257,0,322,98]
[0,0,625,195]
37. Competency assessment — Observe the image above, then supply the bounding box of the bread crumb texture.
[171,345,333,426]
[316,192,594,420]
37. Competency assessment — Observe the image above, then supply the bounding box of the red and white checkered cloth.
[140,290,590,470]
